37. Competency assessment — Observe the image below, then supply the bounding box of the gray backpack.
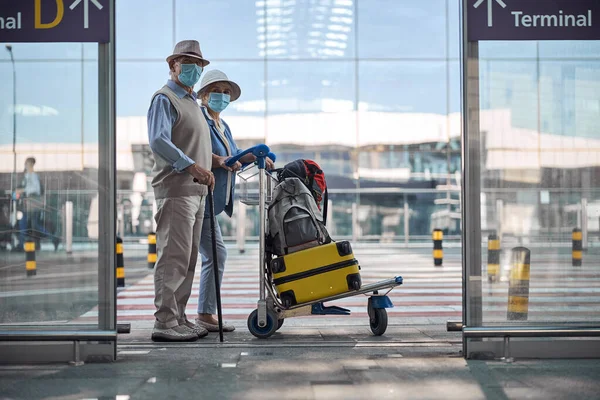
[267,177,331,256]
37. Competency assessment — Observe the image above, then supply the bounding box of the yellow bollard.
[572,228,582,267]
[433,229,443,266]
[487,233,500,283]
[148,232,157,269]
[507,247,530,321]
[25,240,36,277]
[116,237,125,288]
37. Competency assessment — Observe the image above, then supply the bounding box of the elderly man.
[147,40,215,342]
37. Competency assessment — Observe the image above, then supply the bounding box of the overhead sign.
[0,0,109,43]
[468,0,600,41]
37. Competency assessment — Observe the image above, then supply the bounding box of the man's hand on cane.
[187,164,215,191]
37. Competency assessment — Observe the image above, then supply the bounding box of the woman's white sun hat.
[197,70,241,102]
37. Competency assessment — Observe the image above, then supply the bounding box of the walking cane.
[207,190,224,342]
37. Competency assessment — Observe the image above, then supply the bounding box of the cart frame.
[227,145,403,338]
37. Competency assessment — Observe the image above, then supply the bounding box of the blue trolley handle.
[224,144,274,170]
[238,151,276,170]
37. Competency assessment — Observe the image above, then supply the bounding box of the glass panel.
[357,0,447,59]
[204,61,266,143]
[327,192,354,238]
[477,41,600,325]
[84,61,99,144]
[263,59,358,239]
[357,59,458,242]
[116,0,173,60]
[265,0,356,59]
[176,0,264,60]
[116,62,167,117]
[448,0,461,60]
[0,43,92,61]
[358,61,448,114]
[479,60,538,131]
[265,60,356,147]
[539,41,600,59]
[0,44,103,327]
[449,61,461,114]
[478,41,537,60]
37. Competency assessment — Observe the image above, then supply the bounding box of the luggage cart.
[228,145,403,339]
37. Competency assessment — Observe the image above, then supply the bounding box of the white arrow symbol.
[474,0,507,27]
[70,0,103,29]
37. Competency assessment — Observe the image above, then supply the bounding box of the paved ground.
[2,245,600,327]
[1,326,599,400]
[2,245,600,399]
[83,246,600,328]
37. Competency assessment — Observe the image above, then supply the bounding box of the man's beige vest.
[150,85,211,199]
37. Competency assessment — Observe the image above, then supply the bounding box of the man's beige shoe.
[180,320,209,338]
[151,325,199,342]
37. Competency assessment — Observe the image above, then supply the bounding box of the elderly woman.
[194,70,273,332]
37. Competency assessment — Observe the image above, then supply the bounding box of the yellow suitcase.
[270,241,362,307]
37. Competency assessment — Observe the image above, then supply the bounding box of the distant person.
[14,157,57,251]
[194,70,274,332]
[147,40,215,342]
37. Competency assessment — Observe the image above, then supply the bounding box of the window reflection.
[116,0,173,59]
[0,51,100,325]
[264,0,356,59]
[116,62,167,117]
[358,0,447,58]
[478,41,600,324]
[359,61,448,114]
[177,0,263,60]
[1,61,83,144]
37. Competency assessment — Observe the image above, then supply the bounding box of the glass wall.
[0,2,116,362]
[1,1,462,346]
[0,43,106,327]
[110,0,463,244]
[474,40,600,326]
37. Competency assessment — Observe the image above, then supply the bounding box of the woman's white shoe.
[195,318,236,332]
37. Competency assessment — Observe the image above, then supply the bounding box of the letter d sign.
[35,0,64,29]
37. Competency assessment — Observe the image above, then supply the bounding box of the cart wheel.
[277,318,284,330]
[369,308,388,336]
[247,309,278,339]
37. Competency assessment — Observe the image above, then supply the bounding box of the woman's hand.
[213,155,241,172]
[266,157,275,171]
[238,153,274,170]
[220,156,242,172]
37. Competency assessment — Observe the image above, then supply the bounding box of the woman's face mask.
[208,92,231,113]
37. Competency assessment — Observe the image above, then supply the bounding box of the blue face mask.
[178,64,203,87]
[207,92,231,113]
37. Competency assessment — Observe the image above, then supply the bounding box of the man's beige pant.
[153,195,205,329]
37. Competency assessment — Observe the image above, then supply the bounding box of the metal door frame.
[460,0,600,360]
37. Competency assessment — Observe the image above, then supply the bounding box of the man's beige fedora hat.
[166,40,210,67]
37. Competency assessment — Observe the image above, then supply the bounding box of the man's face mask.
[178,63,203,87]
[208,92,230,113]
